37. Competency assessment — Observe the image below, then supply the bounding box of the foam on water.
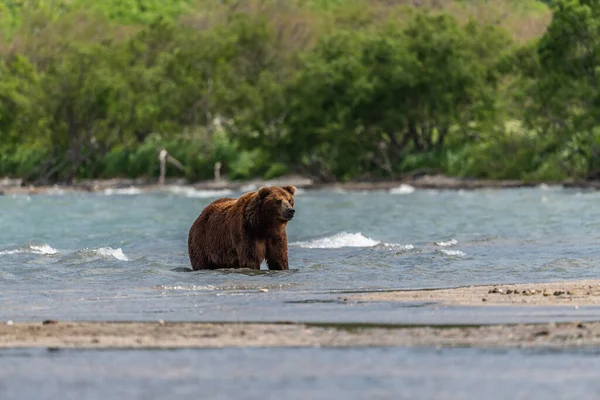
[0,249,21,256]
[292,232,381,249]
[94,247,129,261]
[435,239,458,247]
[30,244,58,255]
[103,187,143,196]
[164,186,233,198]
[375,243,415,250]
[47,186,66,195]
[389,184,416,195]
[537,183,562,191]
[0,244,58,256]
[0,244,127,260]
[439,249,467,256]
[157,285,218,291]
[239,184,258,192]
[238,184,304,195]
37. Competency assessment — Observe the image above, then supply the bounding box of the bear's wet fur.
[187,185,296,270]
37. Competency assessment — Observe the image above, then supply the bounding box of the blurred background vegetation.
[0,0,599,184]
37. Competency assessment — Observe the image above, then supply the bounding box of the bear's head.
[257,185,296,223]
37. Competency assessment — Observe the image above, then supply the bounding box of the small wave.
[0,244,58,256]
[373,243,415,250]
[156,285,218,291]
[435,239,458,247]
[103,187,143,196]
[439,249,466,256]
[537,183,562,191]
[239,185,304,195]
[156,283,294,291]
[165,186,233,198]
[55,247,130,262]
[0,249,21,255]
[240,184,258,192]
[47,185,66,195]
[94,247,129,261]
[30,244,58,255]
[390,184,416,195]
[293,232,380,249]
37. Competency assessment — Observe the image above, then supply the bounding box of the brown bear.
[187,185,296,270]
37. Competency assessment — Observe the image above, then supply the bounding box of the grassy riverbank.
[2,0,599,184]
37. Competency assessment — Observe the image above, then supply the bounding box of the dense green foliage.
[1,0,599,184]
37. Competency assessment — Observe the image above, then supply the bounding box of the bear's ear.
[258,187,271,199]
[283,185,296,196]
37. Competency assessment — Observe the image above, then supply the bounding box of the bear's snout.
[284,208,295,220]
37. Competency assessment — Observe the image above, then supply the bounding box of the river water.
[3,347,600,400]
[2,184,600,323]
[2,184,600,398]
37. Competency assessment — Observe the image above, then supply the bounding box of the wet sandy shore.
[2,319,600,349]
[348,279,600,307]
[2,280,600,350]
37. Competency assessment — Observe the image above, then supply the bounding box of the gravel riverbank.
[3,174,600,195]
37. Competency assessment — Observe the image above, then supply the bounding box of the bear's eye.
[276,199,282,205]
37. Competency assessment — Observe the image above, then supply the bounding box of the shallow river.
[3,184,600,398]
[2,346,600,400]
[2,184,600,324]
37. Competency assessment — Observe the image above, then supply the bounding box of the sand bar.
[349,280,600,307]
[4,281,600,350]
[2,320,600,349]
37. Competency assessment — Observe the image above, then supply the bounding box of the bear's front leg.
[266,235,289,270]
[236,239,264,270]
